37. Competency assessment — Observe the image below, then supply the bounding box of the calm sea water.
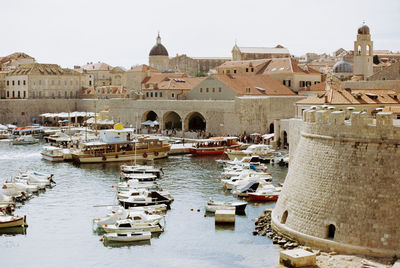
[0,141,288,268]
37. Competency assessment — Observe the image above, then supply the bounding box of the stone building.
[187,74,296,100]
[142,74,204,100]
[168,54,230,76]
[353,24,373,79]
[149,33,169,72]
[216,58,322,93]
[232,44,290,61]
[366,62,400,81]
[295,83,400,117]
[74,62,115,87]
[272,109,400,257]
[5,63,81,99]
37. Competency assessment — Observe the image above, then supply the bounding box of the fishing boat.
[71,130,170,164]
[12,135,39,145]
[225,144,274,160]
[103,231,151,242]
[189,137,239,156]
[0,212,27,228]
[247,184,282,202]
[205,199,247,214]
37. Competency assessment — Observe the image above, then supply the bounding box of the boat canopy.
[239,182,260,193]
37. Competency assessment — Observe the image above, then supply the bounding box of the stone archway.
[269,123,274,134]
[163,111,182,130]
[184,112,206,132]
[142,110,158,122]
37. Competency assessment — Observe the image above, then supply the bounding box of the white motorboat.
[117,180,159,192]
[16,171,55,187]
[222,173,272,190]
[121,164,163,178]
[3,179,40,194]
[41,146,64,162]
[120,173,158,182]
[119,190,174,209]
[102,219,164,233]
[103,231,151,242]
[225,144,274,160]
[12,135,39,145]
[94,207,164,230]
[205,199,247,214]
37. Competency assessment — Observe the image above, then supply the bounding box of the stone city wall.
[272,109,400,257]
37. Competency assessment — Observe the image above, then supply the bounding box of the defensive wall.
[272,109,400,257]
[0,96,303,135]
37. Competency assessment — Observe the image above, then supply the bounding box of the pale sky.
[1,0,399,69]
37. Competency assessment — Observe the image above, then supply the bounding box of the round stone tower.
[149,33,169,72]
[272,109,400,257]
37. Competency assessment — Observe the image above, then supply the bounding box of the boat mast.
[94,100,98,136]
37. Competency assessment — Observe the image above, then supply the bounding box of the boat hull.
[41,152,64,162]
[103,232,151,242]
[72,151,168,164]
[247,193,279,202]
[102,224,163,233]
[0,215,27,228]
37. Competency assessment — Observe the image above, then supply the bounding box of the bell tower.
[353,23,373,79]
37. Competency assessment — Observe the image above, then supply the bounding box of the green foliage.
[195,72,206,77]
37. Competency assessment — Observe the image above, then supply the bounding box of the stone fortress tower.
[353,23,373,78]
[149,33,169,72]
[272,109,400,257]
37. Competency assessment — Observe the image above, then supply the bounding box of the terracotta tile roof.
[297,87,400,105]
[141,73,187,85]
[143,77,205,91]
[212,74,296,96]
[129,64,160,73]
[218,59,269,69]
[259,58,320,75]
[7,63,79,76]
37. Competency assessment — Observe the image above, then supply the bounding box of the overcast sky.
[1,0,399,69]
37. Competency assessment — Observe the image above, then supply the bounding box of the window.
[219,87,221,92]
[70,91,73,98]
[283,80,286,86]
[251,68,254,72]
[12,91,15,98]
[171,93,175,98]
[6,81,9,86]
[300,81,305,87]
[65,91,67,98]
[160,92,162,97]
[206,88,209,93]
[200,88,203,93]
[18,80,20,86]
[23,91,26,98]
[327,224,336,239]
[246,68,249,72]
[146,92,149,97]
[7,91,9,98]
[288,80,291,87]
[150,92,153,97]
[89,81,92,86]
[212,88,215,93]
[246,88,250,93]
[12,81,15,86]
[23,80,26,86]
[17,91,20,98]
[281,211,288,224]
[155,92,158,97]
[233,69,237,74]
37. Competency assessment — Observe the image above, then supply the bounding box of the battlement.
[301,108,400,141]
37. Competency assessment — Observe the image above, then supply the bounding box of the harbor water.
[0,141,288,268]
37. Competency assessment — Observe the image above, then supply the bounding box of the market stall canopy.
[40,111,97,118]
[262,133,274,140]
[250,132,261,136]
[0,124,7,130]
[141,120,159,127]
[86,117,114,125]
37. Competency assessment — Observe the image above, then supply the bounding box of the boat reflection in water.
[0,226,27,236]
[103,239,151,248]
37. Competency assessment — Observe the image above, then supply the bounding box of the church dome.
[149,34,168,56]
[333,61,353,73]
[357,24,370,35]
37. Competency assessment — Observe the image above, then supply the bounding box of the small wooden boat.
[103,231,151,242]
[247,192,279,202]
[0,213,28,228]
[119,190,173,209]
[205,199,247,214]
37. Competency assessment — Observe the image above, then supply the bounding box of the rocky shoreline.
[253,209,299,250]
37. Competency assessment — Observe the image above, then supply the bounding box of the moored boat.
[189,137,239,156]
[102,219,163,233]
[0,212,28,228]
[103,231,151,242]
[41,146,65,162]
[12,135,39,145]
[225,144,274,160]
[205,199,247,214]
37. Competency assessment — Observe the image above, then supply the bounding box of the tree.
[195,72,205,77]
